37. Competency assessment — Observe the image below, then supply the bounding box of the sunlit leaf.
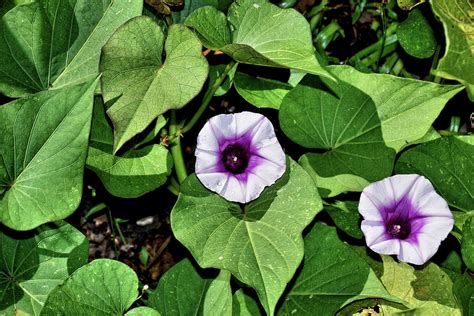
[86,98,172,198]
[100,17,208,152]
[279,75,396,197]
[0,0,142,97]
[279,224,401,316]
[0,80,96,230]
[42,259,139,315]
[171,158,322,315]
[430,0,474,99]
[380,256,461,315]
[0,223,88,315]
[396,136,474,212]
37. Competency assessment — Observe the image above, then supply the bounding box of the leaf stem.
[169,110,187,184]
[167,176,180,196]
[181,61,237,134]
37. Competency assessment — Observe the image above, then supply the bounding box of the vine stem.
[181,61,237,134]
[169,110,187,184]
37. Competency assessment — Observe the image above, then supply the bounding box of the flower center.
[222,144,249,174]
[387,221,411,240]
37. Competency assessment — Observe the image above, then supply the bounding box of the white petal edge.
[369,239,400,257]
[412,216,454,240]
[361,220,388,246]
[220,175,246,203]
[398,240,426,265]
[196,172,230,197]
[196,120,221,152]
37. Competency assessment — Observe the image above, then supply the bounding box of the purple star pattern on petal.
[359,174,454,265]
[195,112,286,204]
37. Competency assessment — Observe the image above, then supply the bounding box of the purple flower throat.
[384,197,413,240]
[221,143,250,174]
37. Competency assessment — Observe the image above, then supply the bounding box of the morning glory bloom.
[195,111,286,203]
[359,174,454,265]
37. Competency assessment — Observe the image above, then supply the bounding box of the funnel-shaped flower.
[359,174,453,265]
[195,111,286,203]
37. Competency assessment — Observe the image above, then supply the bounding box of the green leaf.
[86,98,173,198]
[147,259,213,315]
[204,270,232,316]
[232,290,262,316]
[0,222,88,315]
[41,259,139,315]
[397,8,437,58]
[171,158,322,315]
[461,217,474,270]
[324,201,363,239]
[0,80,96,230]
[397,0,426,10]
[209,63,237,97]
[279,224,401,316]
[0,0,142,97]
[298,156,370,198]
[233,72,292,110]
[185,6,231,50]
[225,0,330,78]
[328,65,463,152]
[453,273,474,316]
[395,136,474,212]
[100,17,208,152]
[126,307,161,316]
[430,0,474,99]
[279,75,396,197]
[380,256,461,315]
[172,0,233,24]
[185,0,331,79]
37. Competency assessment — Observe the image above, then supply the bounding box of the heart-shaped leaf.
[86,98,172,198]
[279,75,396,197]
[279,223,401,316]
[0,0,142,97]
[0,80,96,230]
[185,0,331,79]
[380,256,461,315]
[147,259,213,315]
[396,136,474,212]
[41,259,139,315]
[430,0,474,99]
[171,158,322,315]
[0,222,88,315]
[100,17,209,152]
[327,65,463,152]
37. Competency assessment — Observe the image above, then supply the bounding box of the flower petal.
[370,239,400,256]
[195,148,223,174]
[235,111,266,136]
[196,120,221,152]
[410,216,454,241]
[195,112,286,204]
[361,220,389,246]
[196,172,230,196]
[398,240,426,265]
[220,175,246,203]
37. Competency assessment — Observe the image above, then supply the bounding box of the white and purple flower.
[195,111,286,204]
[359,174,454,265]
